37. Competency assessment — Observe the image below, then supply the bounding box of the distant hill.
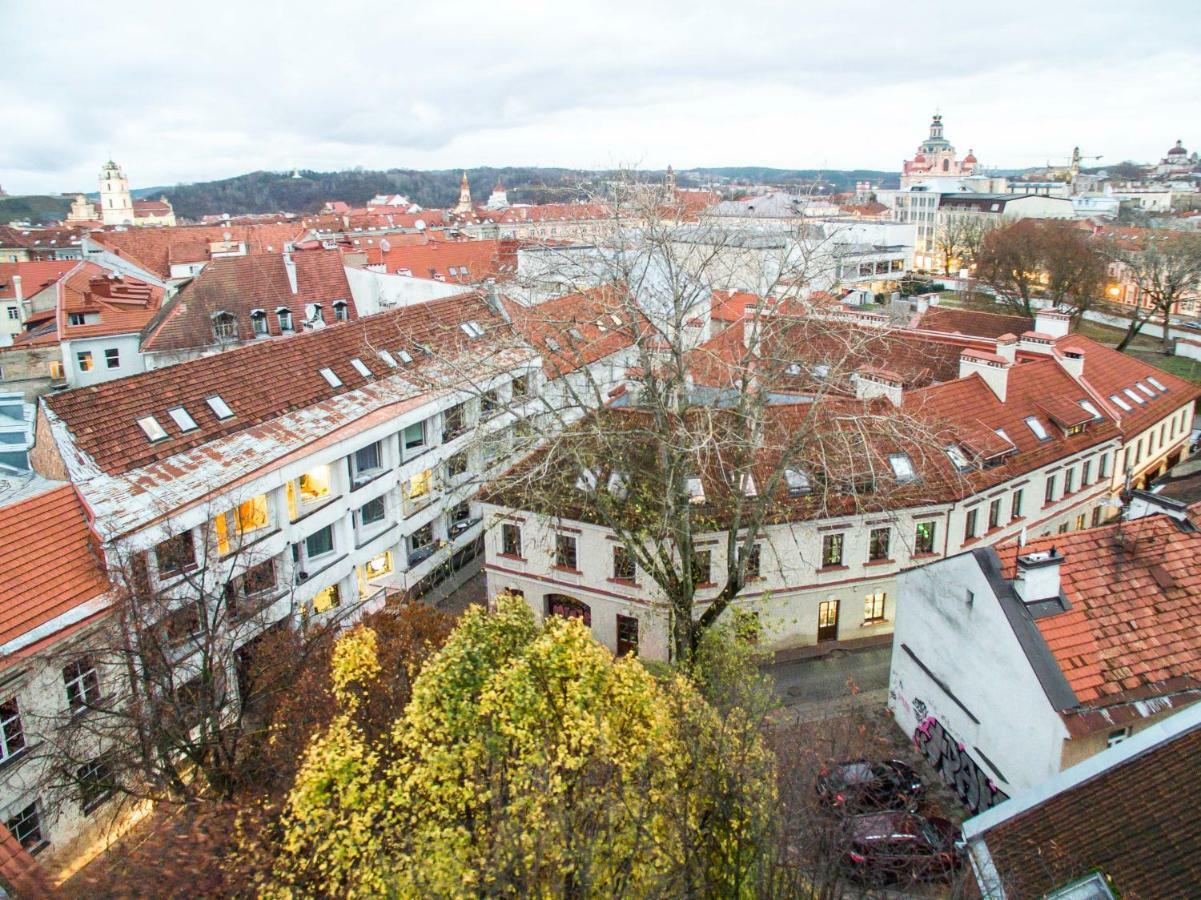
[3,164,915,225]
[0,194,71,226]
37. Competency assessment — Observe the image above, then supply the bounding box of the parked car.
[815,759,924,811]
[1183,321,1201,331]
[841,811,962,883]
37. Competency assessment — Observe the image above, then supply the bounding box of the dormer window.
[333,301,349,322]
[212,311,237,341]
[277,308,294,332]
[250,309,268,336]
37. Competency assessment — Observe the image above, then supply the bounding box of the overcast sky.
[2,0,1199,195]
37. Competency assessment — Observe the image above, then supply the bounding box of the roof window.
[1147,375,1168,392]
[350,358,371,378]
[1135,381,1156,398]
[812,364,830,379]
[396,349,414,364]
[740,472,758,497]
[784,468,811,496]
[137,415,169,442]
[167,407,198,432]
[206,395,234,420]
[377,350,397,367]
[889,453,917,482]
[1109,394,1131,412]
[1078,399,1102,420]
[607,471,628,499]
[1025,416,1050,441]
[686,476,706,504]
[575,468,598,492]
[786,363,802,376]
[1123,388,1146,406]
[319,367,343,387]
[460,321,485,339]
[568,327,585,342]
[545,337,561,352]
[945,444,972,471]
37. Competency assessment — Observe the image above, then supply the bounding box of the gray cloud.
[1,0,1199,193]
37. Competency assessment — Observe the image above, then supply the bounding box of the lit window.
[137,416,168,442]
[206,395,234,419]
[407,468,433,499]
[350,358,371,378]
[914,521,936,554]
[299,465,331,502]
[1109,394,1131,412]
[1078,399,1102,420]
[319,367,342,387]
[167,407,198,432]
[364,551,392,579]
[864,591,886,624]
[889,453,916,482]
[1025,416,1050,441]
[312,583,341,613]
[77,350,94,372]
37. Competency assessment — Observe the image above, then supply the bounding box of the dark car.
[815,759,924,811]
[841,811,961,883]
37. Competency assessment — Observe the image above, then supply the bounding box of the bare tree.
[404,172,955,665]
[1107,231,1201,351]
[976,219,1106,321]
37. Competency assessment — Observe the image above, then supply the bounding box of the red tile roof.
[57,262,165,340]
[89,223,310,280]
[372,238,515,283]
[44,292,502,476]
[996,514,1201,707]
[915,307,1034,339]
[0,260,77,301]
[0,484,108,649]
[140,249,354,352]
[1057,333,1200,435]
[978,714,1201,898]
[503,285,641,377]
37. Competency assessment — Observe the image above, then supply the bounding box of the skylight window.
[568,327,585,342]
[995,428,1014,446]
[740,472,758,497]
[686,476,706,504]
[1123,388,1146,406]
[945,445,971,471]
[607,472,628,499]
[784,468,811,496]
[396,349,414,364]
[137,415,168,442]
[1135,381,1156,398]
[545,337,561,352]
[167,407,198,432]
[1147,376,1168,392]
[786,363,802,376]
[319,367,343,387]
[1109,394,1131,412]
[206,395,234,420]
[1025,416,1050,441]
[812,364,830,379]
[377,350,398,367]
[889,453,917,482]
[350,357,371,377]
[1079,399,1102,420]
[575,468,598,492]
[459,321,485,339]
[609,314,622,326]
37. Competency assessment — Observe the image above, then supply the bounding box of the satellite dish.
[414,219,426,231]
[379,238,391,253]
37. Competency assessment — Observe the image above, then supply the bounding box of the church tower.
[485,177,509,210]
[99,160,134,225]
[453,172,474,215]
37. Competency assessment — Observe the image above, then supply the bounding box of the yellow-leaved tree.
[266,593,777,898]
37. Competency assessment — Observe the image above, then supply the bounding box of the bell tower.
[453,171,474,215]
[99,160,134,226]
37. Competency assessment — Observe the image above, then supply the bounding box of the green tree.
[268,594,777,898]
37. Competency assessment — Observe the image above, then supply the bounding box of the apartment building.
[481,308,1199,660]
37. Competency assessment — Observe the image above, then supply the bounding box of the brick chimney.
[1013,547,1063,603]
[959,349,1010,402]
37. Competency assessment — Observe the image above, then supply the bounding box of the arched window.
[211,311,237,341]
[942,158,950,172]
[545,594,591,627]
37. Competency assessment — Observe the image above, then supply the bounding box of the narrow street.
[767,644,893,723]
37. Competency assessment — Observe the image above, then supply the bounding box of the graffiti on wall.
[913,714,1009,815]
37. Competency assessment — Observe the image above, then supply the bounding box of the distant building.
[1155,139,1197,177]
[900,114,980,189]
[485,179,509,210]
[81,161,176,228]
[453,172,474,216]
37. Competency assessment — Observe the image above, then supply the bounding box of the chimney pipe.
[12,275,22,302]
[1013,548,1063,604]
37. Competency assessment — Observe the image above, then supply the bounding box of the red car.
[841,811,961,884]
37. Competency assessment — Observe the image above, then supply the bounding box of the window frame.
[63,657,101,714]
[0,698,26,762]
[863,591,886,624]
[821,533,844,568]
[612,545,636,582]
[554,533,578,571]
[867,527,890,562]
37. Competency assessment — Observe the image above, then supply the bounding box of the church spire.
[453,171,473,215]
